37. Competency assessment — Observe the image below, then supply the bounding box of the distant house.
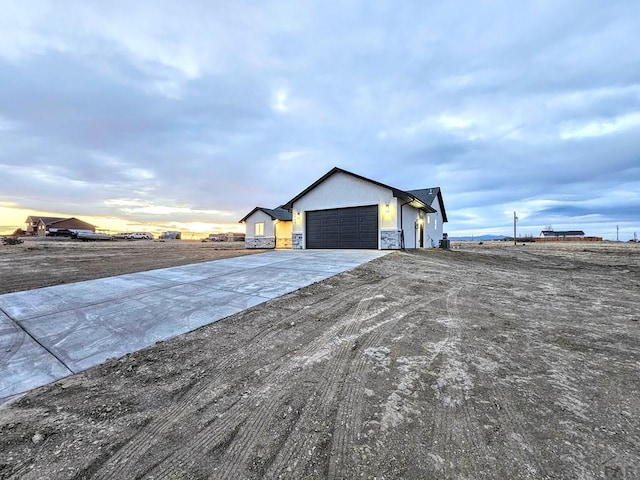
[239,207,292,249]
[540,230,585,238]
[25,216,96,236]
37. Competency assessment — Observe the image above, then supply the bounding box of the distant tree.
[12,228,25,236]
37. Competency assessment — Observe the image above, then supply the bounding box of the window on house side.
[255,222,265,236]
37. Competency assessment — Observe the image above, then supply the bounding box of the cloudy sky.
[1,1,639,239]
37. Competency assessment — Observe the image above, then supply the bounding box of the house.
[240,167,448,250]
[253,166,445,250]
[281,167,446,249]
[540,230,585,238]
[239,207,293,249]
[25,216,96,236]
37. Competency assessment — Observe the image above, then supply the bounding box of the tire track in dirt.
[449,272,550,478]
[426,285,497,479]
[93,278,391,479]
[277,319,391,478]
[327,302,427,479]
[265,290,436,479]
[464,283,552,477]
[219,280,398,479]
[330,289,455,477]
[90,280,380,479]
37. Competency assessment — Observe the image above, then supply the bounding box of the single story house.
[25,216,96,236]
[240,167,447,250]
[239,207,292,249]
[540,230,585,238]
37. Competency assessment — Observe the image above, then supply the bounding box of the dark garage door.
[306,205,378,249]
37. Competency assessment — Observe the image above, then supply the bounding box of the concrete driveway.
[0,249,388,402]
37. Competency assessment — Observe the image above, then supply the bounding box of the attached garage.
[279,167,446,250]
[306,205,378,249]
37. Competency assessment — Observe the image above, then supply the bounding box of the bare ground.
[1,242,639,479]
[0,239,261,294]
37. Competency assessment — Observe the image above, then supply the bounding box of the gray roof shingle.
[239,206,292,223]
[406,187,447,222]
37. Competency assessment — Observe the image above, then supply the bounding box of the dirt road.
[1,242,639,479]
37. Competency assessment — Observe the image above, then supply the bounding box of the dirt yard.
[0,239,261,294]
[1,242,639,479]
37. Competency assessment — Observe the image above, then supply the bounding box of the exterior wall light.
[384,203,390,214]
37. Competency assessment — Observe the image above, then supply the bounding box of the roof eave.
[437,190,448,222]
[238,207,262,223]
[283,167,425,209]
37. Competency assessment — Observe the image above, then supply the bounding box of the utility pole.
[513,211,518,246]
[617,225,619,242]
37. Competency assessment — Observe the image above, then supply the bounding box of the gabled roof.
[282,167,436,213]
[49,217,96,228]
[25,216,96,229]
[406,187,448,223]
[239,206,292,223]
[26,216,67,225]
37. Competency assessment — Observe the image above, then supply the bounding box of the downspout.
[273,219,277,249]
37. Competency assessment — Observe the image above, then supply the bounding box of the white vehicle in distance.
[125,232,153,240]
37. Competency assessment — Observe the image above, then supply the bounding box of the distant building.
[25,216,96,236]
[159,231,181,240]
[540,230,585,238]
[226,232,245,242]
[205,232,246,242]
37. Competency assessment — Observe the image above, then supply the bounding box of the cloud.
[559,112,640,139]
[0,1,639,239]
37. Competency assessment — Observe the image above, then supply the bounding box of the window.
[254,222,265,236]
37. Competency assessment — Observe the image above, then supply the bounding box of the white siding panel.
[293,172,394,213]
[244,210,275,239]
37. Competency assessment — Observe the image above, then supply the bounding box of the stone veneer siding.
[292,233,303,249]
[381,230,402,250]
[245,237,276,249]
